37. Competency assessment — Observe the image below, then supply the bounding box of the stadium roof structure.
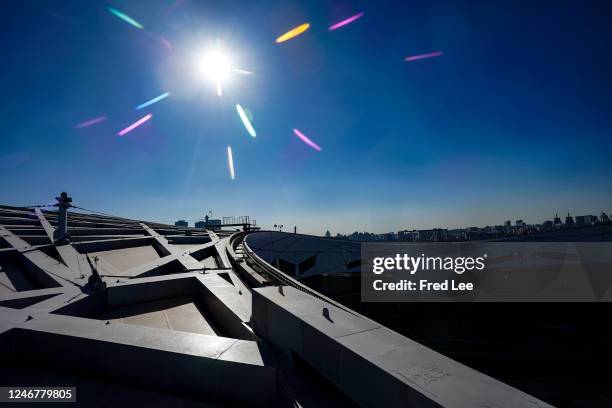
[0,197,552,407]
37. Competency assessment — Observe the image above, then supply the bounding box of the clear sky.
[1,1,611,234]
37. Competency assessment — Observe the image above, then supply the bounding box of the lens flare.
[136,92,170,110]
[118,114,152,136]
[236,104,256,138]
[293,128,322,151]
[275,23,310,43]
[329,12,364,31]
[404,51,443,62]
[75,116,107,129]
[159,36,173,51]
[233,68,253,75]
[227,146,235,180]
[108,7,143,29]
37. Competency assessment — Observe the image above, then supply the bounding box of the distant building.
[575,215,598,227]
[174,220,188,227]
[379,232,397,241]
[417,229,448,242]
[448,229,465,241]
[601,212,610,224]
[553,214,562,228]
[194,217,222,230]
[565,213,575,228]
[504,220,511,227]
[515,220,525,227]
[398,230,417,241]
[208,219,222,227]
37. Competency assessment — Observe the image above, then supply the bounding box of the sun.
[198,49,232,96]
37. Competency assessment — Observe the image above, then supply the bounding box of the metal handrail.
[239,234,362,317]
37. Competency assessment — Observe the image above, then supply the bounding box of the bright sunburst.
[197,49,232,96]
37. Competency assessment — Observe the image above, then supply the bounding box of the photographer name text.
[373,279,474,292]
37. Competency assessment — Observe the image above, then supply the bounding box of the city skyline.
[163,207,612,235]
[1,1,611,236]
[328,210,611,240]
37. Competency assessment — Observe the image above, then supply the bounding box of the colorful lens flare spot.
[159,36,173,51]
[293,128,322,151]
[236,104,256,138]
[75,116,107,129]
[118,114,152,136]
[108,7,143,29]
[227,146,235,180]
[136,92,170,110]
[329,12,364,31]
[233,68,253,75]
[404,51,444,62]
[275,23,310,43]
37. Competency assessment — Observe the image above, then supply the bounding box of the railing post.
[53,192,72,244]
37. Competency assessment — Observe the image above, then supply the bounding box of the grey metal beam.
[33,208,55,241]
[34,208,93,283]
[141,223,205,271]
[6,313,276,407]
[0,226,82,288]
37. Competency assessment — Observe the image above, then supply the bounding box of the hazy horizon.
[1,191,609,236]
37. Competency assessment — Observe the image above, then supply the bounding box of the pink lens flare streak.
[329,12,364,31]
[404,51,444,62]
[75,116,107,129]
[293,128,322,151]
[118,113,153,136]
[159,36,173,51]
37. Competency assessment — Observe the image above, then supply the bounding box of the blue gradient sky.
[1,1,611,234]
